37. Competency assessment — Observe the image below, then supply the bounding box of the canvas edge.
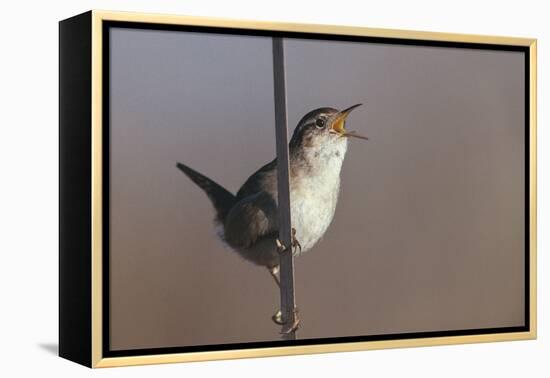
[86,9,537,368]
[58,10,93,368]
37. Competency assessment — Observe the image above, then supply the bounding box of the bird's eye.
[315,118,326,128]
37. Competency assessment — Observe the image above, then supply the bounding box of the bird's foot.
[280,308,300,334]
[275,228,302,255]
[272,308,300,333]
[276,239,286,253]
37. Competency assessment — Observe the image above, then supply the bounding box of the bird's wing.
[223,191,278,249]
[236,159,277,200]
[176,162,236,224]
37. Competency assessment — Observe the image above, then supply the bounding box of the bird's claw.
[276,228,302,255]
[272,308,300,333]
[291,228,302,254]
[280,308,300,334]
[276,238,286,253]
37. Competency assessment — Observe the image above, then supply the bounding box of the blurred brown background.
[108,27,525,350]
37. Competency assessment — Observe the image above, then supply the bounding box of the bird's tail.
[176,162,236,224]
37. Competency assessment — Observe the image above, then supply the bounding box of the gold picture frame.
[59,9,537,368]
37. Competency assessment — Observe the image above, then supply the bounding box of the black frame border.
[101,20,531,359]
[59,11,94,367]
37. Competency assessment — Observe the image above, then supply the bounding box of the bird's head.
[289,104,366,165]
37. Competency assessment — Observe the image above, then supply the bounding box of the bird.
[176,104,367,333]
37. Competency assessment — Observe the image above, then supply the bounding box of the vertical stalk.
[272,37,297,338]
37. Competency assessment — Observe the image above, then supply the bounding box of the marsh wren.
[176,104,367,331]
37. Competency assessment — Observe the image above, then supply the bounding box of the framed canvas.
[59,10,537,368]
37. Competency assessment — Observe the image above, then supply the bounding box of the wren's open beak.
[331,103,368,140]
